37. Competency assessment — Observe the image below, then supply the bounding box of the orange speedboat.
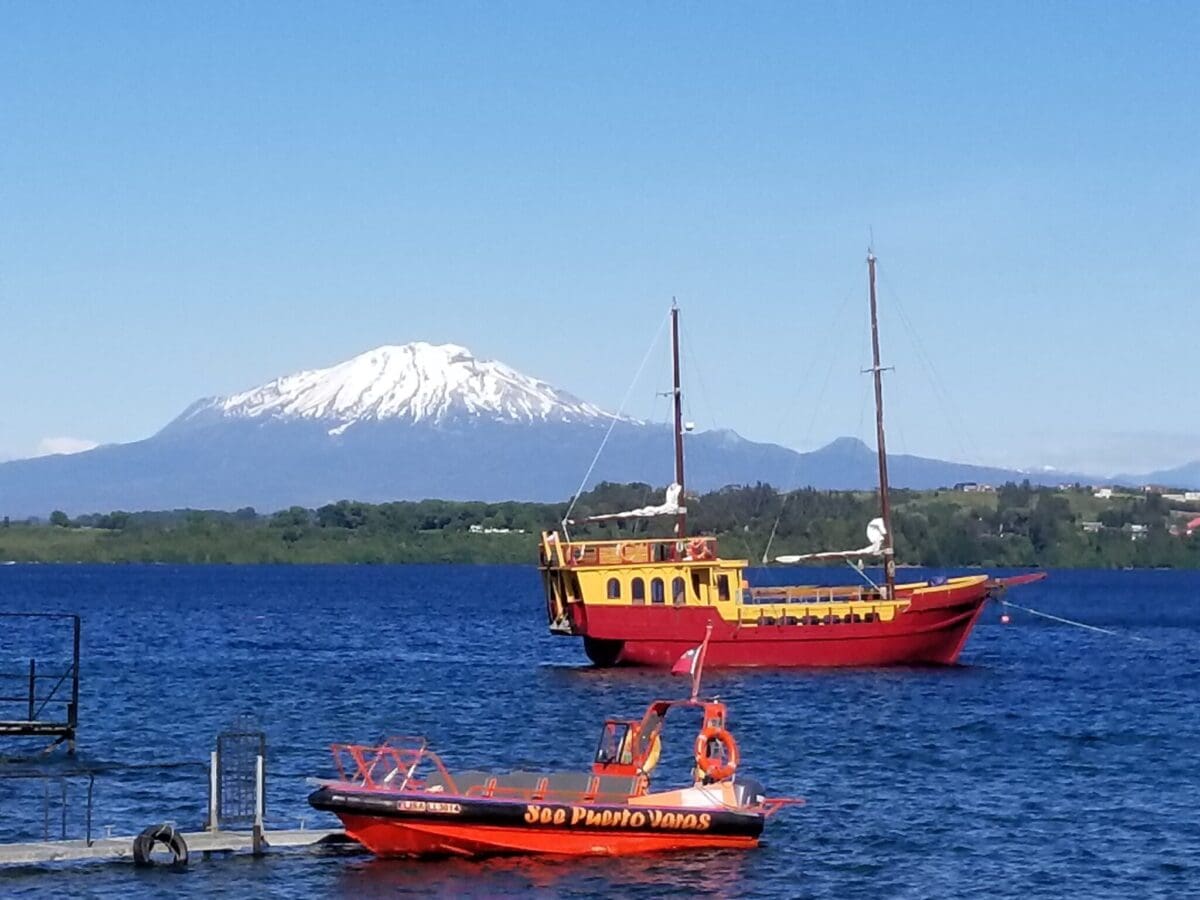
[309,638,798,858]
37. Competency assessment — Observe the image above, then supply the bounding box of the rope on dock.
[999,599,1149,642]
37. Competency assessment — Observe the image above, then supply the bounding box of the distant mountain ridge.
[0,343,1195,517]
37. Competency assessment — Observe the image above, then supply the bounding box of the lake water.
[0,565,1197,898]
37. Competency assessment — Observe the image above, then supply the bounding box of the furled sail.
[569,483,686,524]
[774,517,887,564]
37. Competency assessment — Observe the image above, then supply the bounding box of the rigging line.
[759,280,861,564]
[679,318,737,497]
[999,599,1150,642]
[877,266,981,464]
[562,310,671,532]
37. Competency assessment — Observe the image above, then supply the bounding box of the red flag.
[671,646,699,677]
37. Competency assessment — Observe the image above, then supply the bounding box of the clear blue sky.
[2,2,1196,474]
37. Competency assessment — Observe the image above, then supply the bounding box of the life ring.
[571,544,587,564]
[132,823,189,868]
[693,726,739,782]
[688,537,713,561]
[618,543,639,564]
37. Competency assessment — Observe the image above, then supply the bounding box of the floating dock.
[0,721,356,869]
[0,827,351,866]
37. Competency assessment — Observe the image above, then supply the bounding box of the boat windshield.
[594,721,633,766]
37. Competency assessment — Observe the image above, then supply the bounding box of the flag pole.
[691,623,713,701]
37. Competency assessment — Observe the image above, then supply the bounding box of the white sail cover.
[774,517,887,564]
[570,483,686,524]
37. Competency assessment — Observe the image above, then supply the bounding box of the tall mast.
[671,301,687,538]
[867,252,896,599]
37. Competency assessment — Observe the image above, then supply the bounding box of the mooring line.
[1000,600,1150,642]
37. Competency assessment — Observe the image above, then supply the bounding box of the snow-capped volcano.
[170,342,619,434]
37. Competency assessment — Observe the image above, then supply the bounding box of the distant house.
[1081,521,1103,534]
[953,482,992,493]
[468,524,526,534]
[1122,523,1149,541]
[1093,488,1114,500]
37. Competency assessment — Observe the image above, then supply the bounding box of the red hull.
[340,814,758,858]
[574,578,1002,668]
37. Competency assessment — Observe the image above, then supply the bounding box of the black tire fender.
[132,823,189,868]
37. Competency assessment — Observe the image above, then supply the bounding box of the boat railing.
[747,585,878,604]
[542,534,719,568]
[332,738,456,793]
[466,772,645,805]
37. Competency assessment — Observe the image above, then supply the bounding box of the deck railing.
[542,535,719,568]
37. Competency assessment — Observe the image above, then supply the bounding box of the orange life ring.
[618,543,639,564]
[688,537,713,560]
[693,725,739,782]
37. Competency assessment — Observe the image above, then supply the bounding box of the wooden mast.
[671,301,687,538]
[867,252,896,599]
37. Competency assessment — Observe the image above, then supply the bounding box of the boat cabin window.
[651,578,665,604]
[594,721,634,766]
[606,577,621,600]
[632,578,645,605]
[717,574,730,602]
[672,577,686,605]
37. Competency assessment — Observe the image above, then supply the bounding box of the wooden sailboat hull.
[573,578,1000,668]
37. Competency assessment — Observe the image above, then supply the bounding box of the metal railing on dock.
[0,722,352,869]
[0,613,81,754]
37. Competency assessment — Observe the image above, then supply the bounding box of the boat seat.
[429,769,494,796]
[491,770,548,797]
[590,774,640,803]
[541,771,596,799]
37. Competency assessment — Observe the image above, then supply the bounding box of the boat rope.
[759,284,859,564]
[877,264,982,465]
[562,310,671,535]
[999,599,1149,642]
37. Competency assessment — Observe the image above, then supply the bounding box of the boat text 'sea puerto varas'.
[308,630,799,858]
[539,254,1044,668]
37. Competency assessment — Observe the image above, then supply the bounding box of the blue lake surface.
[0,564,1197,897]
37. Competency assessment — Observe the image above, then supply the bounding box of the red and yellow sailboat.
[539,253,1043,668]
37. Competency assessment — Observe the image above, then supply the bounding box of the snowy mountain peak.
[171,342,620,433]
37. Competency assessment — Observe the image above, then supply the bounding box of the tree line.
[2,480,1198,567]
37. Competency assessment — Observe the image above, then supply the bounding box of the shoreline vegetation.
[2,481,1199,568]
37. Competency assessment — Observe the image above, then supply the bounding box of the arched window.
[632,578,645,605]
[651,578,665,605]
[607,578,621,600]
[672,577,686,605]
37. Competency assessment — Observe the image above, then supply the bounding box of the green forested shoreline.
[3,481,1200,567]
